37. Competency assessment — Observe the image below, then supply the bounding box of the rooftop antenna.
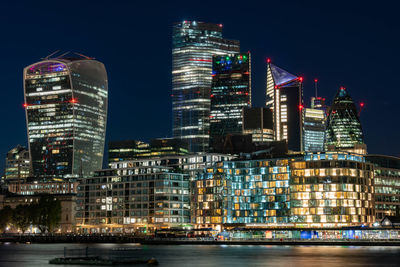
[74,52,94,60]
[358,102,365,117]
[314,78,318,98]
[42,50,60,60]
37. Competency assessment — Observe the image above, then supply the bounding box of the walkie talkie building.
[23,55,108,178]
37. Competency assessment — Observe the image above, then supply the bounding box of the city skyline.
[1,1,399,173]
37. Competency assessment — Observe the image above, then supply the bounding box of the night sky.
[1,0,399,172]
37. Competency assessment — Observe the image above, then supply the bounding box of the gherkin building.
[325,87,364,150]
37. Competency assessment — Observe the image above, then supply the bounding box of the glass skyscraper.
[209,52,251,150]
[266,62,303,151]
[172,21,240,152]
[302,108,326,152]
[325,87,365,153]
[23,55,108,178]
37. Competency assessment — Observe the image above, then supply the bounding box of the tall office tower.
[172,21,240,152]
[242,107,274,142]
[4,145,30,181]
[24,54,108,178]
[325,87,366,154]
[209,52,251,150]
[266,61,303,151]
[302,108,326,152]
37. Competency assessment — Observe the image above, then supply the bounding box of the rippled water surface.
[1,243,400,267]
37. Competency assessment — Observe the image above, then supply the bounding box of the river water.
[0,243,400,266]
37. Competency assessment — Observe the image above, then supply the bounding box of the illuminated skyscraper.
[266,61,303,151]
[172,21,240,152]
[209,52,251,150]
[23,54,108,178]
[302,108,326,152]
[325,87,365,154]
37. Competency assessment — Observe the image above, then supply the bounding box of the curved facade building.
[325,87,365,153]
[23,57,108,178]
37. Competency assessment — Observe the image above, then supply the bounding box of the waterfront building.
[302,108,326,152]
[0,193,76,233]
[290,151,375,227]
[23,54,108,178]
[108,138,189,166]
[366,154,400,220]
[192,151,375,230]
[172,21,240,153]
[192,157,296,230]
[325,87,366,154]
[4,145,30,181]
[209,52,251,150]
[242,107,274,143]
[76,166,190,233]
[266,62,303,151]
[7,179,78,195]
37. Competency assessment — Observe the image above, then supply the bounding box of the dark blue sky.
[1,0,399,171]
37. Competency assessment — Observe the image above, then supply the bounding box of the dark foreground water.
[0,243,400,267]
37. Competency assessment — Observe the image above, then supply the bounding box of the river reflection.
[0,243,399,266]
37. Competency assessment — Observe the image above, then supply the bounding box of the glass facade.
[302,108,326,152]
[266,62,303,151]
[192,158,295,229]
[325,87,364,152]
[193,151,375,229]
[290,152,375,227]
[172,21,240,152]
[209,52,251,150]
[366,154,400,220]
[24,58,108,178]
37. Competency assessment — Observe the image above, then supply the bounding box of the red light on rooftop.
[299,104,304,110]
[23,103,28,108]
[360,102,365,107]
[314,78,318,83]
[298,77,303,82]
[267,58,271,63]
[340,86,346,90]
[219,24,223,27]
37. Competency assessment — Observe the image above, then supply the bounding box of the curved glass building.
[23,56,108,178]
[325,87,365,153]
